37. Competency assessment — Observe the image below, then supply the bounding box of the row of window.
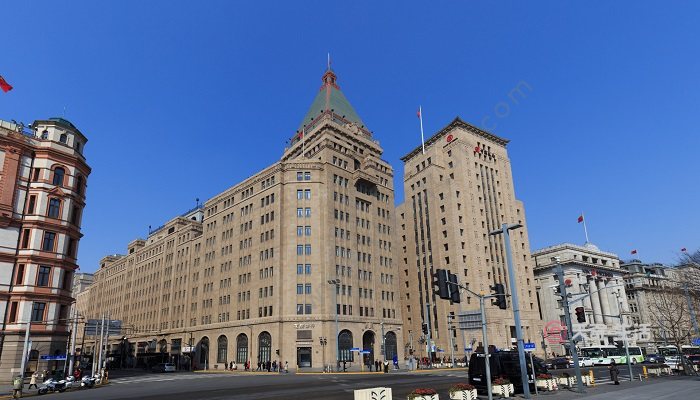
[296,208,312,217]
[296,171,312,181]
[296,284,312,294]
[14,264,72,289]
[296,189,312,200]
[296,226,311,236]
[296,245,312,255]
[20,229,76,256]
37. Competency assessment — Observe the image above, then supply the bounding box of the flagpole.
[419,105,425,154]
[582,212,590,243]
[302,126,306,158]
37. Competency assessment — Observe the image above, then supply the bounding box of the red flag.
[577,215,584,223]
[0,76,12,93]
[416,108,421,119]
[631,249,637,255]
[474,146,480,153]
[298,131,303,139]
[681,247,687,252]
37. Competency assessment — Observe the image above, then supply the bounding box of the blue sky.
[1,1,698,272]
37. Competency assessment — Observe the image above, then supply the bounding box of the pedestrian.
[257,361,261,371]
[609,360,620,385]
[272,360,277,372]
[393,354,399,370]
[284,361,289,374]
[28,371,38,389]
[383,360,389,373]
[12,375,23,399]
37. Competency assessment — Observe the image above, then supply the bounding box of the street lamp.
[328,279,340,372]
[319,337,327,372]
[490,223,530,400]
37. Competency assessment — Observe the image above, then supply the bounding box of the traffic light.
[575,307,586,323]
[432,269,450,300]
[448,272,460,303]
[422,323,429,335]
[491,283,507,309]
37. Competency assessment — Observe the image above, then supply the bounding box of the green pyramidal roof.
[297,69,366,133]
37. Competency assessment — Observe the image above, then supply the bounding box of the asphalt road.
[11,364,672,400]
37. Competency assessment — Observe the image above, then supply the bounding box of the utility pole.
[490,223,530,399]
[68,309,78,374]
[381,322,386,361]
[480,295,493,400]
[555,262,585,393]
[96,314,105,374]
[425,302,433,367]
[446,313,455,367]
[18,322,30,385]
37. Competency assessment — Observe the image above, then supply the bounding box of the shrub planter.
[492,383,514,398]
[448,383,477,400]
[407,388,439,400]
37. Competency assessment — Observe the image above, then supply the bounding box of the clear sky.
[1,1,698,273]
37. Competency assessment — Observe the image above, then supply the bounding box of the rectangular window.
[297,264,303,275]
[27,195,37,214]
[305,208,311,217]
[15,264,25,285]
[32,168,40,182]
[37,266,51,287]
[297,226,303,236]
[296,245,303,255]
[297,284,303,294]
[305,264,311,274]
[304,189,311,199]
[31,302,46,322]
[70,206,81,225]
[305,304,312,314]
[297,172,303,181]
[62,271,72,290]
[296,304,304,315]
[305,245,311,255]
[8,302,18,323]
[305,284,311,294]
[297,208,303,217]
[42,231,56,252]
[20,229,30,249]
[48,198,61,218]
[305,226,311,236]
[297,190,303,200]
[304,172,311,181]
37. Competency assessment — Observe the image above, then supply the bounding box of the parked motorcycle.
[38,378,66,394]
[63,376,78,391]
[81,375,96,388]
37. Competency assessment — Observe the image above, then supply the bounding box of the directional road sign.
[524,342,536,352]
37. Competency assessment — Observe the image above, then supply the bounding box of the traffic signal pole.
[491,224,530,399]
[480,295,494,400]
[555,263,585,393]
[425,302,433,367]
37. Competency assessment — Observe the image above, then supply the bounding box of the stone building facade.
[532,243,650,355]
[396,118,543,361]
[79,68,403,371]
[0,118,90,382]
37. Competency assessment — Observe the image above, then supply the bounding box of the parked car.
[152,363,176,373]
[644,354,665,364]
[544,357,570,370]
[468,351,548,394]
[575,357,595,367]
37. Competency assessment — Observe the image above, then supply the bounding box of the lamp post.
[490,223,530,399]
[328,279,340,371]
[319,337,327,372]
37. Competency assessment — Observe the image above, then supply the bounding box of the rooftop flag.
[577,215,584,223]
[681,247,687,252]
[417,106,425,154]
[631,249,638,255]
[0,76,12,93]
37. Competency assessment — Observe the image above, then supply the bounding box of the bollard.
[643,366,648,379]
[589,370,595,387]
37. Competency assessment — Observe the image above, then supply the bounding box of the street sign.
[40,355,67,360]
[458,311,482,330]
[360,350,371,354]
[692,338,700,346]
[351,347,360,352]
[465,347,473,352]
[524,342,536,352]
[182,346,194,353]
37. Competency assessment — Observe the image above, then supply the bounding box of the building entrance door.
[297,347,312,368]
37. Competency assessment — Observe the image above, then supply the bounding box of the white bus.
[579,345,625,365]
[618,346,644,364]
[658,345,700,369]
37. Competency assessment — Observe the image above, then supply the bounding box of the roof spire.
[327,52,331,71]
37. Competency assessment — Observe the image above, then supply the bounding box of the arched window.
[159,339,168,353]
[199,337,209,365]
[338,330,354,362]
[52,167,65,186]
[217,335,228,364]
[59,133,67,144]
[236,334,248,363]
[385,331,398,361]
[258,332,271,363]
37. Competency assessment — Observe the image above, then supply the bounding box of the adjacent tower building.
[397,118,541,360]
[0,118,90,382]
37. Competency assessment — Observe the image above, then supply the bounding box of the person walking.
[12,375,23,399]
[284,361,289,374]
[28,371,38,389]
[609,360,620,385]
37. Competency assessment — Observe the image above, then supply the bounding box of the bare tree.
[647,284,696,374]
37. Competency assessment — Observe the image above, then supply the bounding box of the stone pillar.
[598,280,611,325]
[583,279,594,321]
[589,278,603,324]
